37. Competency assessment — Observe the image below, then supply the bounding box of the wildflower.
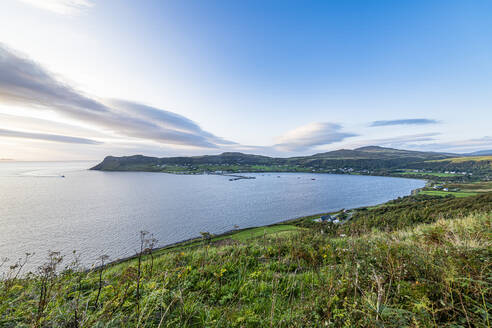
[249,270,261,279]
[215,267,227,278]
[11,284,24,292]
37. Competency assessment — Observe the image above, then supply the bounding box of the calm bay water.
[0,161,425,272]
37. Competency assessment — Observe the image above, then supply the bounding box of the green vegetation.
[396,171,461,177]
[217,225,300,242]
[1,193,491,327]
[91,146,492,183]
[430,155,492,165]
[305,193,492,234]
[418,190,478,197]
[147,225,302,255]
[454,181,492,193]
[416,180,492,198]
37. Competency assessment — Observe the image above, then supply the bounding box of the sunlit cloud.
[274,122,356,152]
[110,100,237,147]
[370,119,439,127]
[17,0,93,15]
[0,44,235,149]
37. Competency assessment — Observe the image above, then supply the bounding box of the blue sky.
[0,0,491,160]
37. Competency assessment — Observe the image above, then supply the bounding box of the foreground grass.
[1,208,491,327]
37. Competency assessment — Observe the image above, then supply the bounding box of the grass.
[1,195,491,327]
[448,181,492,193]
[216,225,300,242]
[440,155,492,163]
[429,155,492,167]
[147,225,301,256]
[397,171,460,177]
[419,190,479,197]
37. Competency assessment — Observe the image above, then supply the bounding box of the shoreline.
[101,181,426,270]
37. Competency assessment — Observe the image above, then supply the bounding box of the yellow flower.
[11,284,24,292]
[215,267,228,278]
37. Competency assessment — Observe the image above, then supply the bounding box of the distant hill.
[91,146,455,172]
[464,149,492,156]
[309,146,455,160]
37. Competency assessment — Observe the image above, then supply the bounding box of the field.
[215,225,300,242]
[434,155,492,163]
[418,190,478,197]
[396,171,461,177]
[417,180,492,198]
[447,180,492,192]
[429,155,492,167]
[143,225,302,257]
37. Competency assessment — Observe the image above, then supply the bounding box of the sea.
[0,161,425,273]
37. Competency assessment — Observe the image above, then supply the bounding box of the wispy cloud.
[110,100,237,147]
[0,44,235,149]
[18,0,93,15]
[370,118,439,127]
[0,128,102,144]
[274,122,356,152]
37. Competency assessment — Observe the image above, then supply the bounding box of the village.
[313,209,354,224]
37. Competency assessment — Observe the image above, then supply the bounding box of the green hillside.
[90,146,492,183]
[91,146,456,173]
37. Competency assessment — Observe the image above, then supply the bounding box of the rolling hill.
[91,146,456,172]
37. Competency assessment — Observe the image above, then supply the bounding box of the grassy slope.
[450,180,492,192]
[417,181,492,198]
[216,225,300,242]
[432,156,492,163]
[1,195,491,327]
[429,155,492,168]
[397,171,461,177]
[419,190,479,197]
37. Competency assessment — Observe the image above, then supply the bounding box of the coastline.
[100,178,426,270]
[93,166,438,182]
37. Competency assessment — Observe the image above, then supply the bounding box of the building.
[314,215,335,223]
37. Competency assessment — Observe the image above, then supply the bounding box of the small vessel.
[311,178,316,180]
[61,175,65,178]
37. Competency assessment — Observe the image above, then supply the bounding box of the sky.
[0,0,491,160]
